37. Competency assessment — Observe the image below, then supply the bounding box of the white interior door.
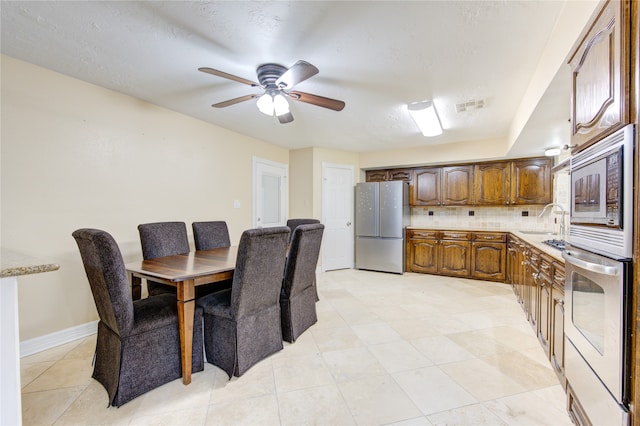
[322,162,354,271]
[253,157,288,228]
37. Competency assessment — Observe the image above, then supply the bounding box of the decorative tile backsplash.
[410,172,570,233]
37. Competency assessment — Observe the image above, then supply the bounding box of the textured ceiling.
[1,1,570,156]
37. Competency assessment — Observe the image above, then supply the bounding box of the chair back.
[286,219,320,242]
[192,221,231,250]
[282,224,324,298]
[231,227,290,318]
[72,229,134,336]
[138,221,189,259]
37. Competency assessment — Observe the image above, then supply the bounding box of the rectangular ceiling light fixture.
[408,100,442,137]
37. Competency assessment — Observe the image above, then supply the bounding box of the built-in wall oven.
[565,123,635,425]
[563,246,632,424]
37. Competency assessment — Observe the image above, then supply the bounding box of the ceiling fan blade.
[288,91,345,111]
[277,111,294,124]
[275,60,319,89]
[212,94,259,108]
[199,67,260,87]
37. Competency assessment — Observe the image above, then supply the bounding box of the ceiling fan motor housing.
[257,63,287,88]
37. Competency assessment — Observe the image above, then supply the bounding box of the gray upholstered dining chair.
[286,218,320,243]
[137,221,190,296]
[280,223,324,342]
[196,226,290,378]
[72,228,204,407]
[192,221,231,250]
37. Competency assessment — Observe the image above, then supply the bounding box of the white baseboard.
[20,320,98,357]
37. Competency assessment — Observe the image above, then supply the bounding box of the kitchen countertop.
[1,248,60,278]
[406,227,565,262]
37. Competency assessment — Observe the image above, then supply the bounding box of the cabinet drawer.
[538,254,554,279]
[441,231,470,240]
[553,262,565,290]
[472,232,506,242]
[408,229,438,239]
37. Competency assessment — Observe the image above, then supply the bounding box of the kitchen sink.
[518,230,558,236]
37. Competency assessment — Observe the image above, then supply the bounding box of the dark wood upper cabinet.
[568,0,630,149]
[365,170,388,182]
[370,156,551,207]
[510,158,552,205]
[411,165,473,206]
[411,167,441,205]
[474,162,511,205]
[441,165,474,206]
[474,158,551,206]
[365,168,412,182]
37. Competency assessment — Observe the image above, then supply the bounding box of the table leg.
[129,273,142,301]
[176,279,195,385]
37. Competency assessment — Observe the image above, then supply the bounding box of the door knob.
[346,221,352,226]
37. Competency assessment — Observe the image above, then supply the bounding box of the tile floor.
[20,269,573,425]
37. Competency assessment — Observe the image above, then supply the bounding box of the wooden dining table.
[125,246,237,385]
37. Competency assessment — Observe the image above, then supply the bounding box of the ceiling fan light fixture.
[408,100,442,137]
[273,94,290,116]
[257,93,275,115]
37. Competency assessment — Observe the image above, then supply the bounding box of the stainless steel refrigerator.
[355,181,409,274]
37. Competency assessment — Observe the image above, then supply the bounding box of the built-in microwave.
[569,124,634,259]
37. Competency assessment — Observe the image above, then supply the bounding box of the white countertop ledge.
[1,248,60,278]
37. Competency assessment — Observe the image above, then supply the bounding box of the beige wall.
[1,56,289,340]
[359,138,509,170]
[289,147,360,220]
[288,148,315,218]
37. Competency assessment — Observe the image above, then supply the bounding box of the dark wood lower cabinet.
[440,240,471,277]
[551,263,566,388]
[471,241,507,281]
[406,229,505,281]
[406,230,439,274]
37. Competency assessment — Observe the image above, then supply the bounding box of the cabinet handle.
[554,298,564,306]
[506,201,510,205]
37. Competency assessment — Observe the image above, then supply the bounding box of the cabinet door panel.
[388,168,412,181]
[412,168,441,206]
[568,0,629,148]
[510,158,552,205]
[365,170,388,182]
[440,241,470,277]
[474,162,510,205]
[538,277,551,358]
[441,166,473,205]
[408,239,439,274]
[471,242,506,281]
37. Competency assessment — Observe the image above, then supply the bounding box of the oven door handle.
[562,250,620,276]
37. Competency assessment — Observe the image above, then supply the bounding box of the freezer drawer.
[355,237,404,274]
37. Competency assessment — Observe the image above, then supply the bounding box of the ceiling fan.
[198,60,345,124]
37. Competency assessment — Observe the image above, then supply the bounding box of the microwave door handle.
[561,251,620,276]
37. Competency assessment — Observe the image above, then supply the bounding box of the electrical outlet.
[468,210,475,216]
[522,211,529,217]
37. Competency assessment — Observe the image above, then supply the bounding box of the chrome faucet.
[538,203,566,239]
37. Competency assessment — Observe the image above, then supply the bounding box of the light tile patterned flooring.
[21,269,572,425]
